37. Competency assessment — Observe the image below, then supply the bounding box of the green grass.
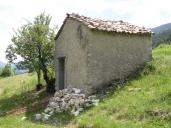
[0,73,73,128]
[0,44,171,128]
[0,73,46,112]
[0,73,53,128]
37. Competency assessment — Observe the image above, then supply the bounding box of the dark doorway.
[58,57,65,90]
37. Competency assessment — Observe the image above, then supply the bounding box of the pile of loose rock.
[35,88,99,121]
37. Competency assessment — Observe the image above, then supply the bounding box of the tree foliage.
[6,13,56,93]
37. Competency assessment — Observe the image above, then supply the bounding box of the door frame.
[57,56,66,90]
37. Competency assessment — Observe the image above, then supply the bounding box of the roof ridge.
[67,13,152,34]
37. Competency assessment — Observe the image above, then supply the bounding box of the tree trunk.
[37,69,41,85]
[37,44,55,93]
[36,68,43,91]
[41,62,55,93]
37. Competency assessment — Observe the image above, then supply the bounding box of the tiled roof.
[67,13,152,34]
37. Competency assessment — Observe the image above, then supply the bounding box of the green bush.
[0,64,15,77]
[141,62,156,75]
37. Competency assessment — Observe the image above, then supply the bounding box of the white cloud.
[0,0,171,62]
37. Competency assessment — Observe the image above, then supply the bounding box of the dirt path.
[1,97,50,116]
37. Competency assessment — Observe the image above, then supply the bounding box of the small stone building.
[55,13,152,94]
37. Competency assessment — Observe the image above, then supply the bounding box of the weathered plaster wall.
[56,18,152,94]
[55,18,91,93]
[87,31,152,92]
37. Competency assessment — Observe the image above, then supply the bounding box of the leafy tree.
[6,13,56,93]
[0,64,15,77]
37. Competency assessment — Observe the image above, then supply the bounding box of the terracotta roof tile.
[67,13,152,34]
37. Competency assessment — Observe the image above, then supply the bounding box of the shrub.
[0,64,15,77]
[142,62,156,75]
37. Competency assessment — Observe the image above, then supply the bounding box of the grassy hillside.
[0,45,171,128]
[0,73,51,128]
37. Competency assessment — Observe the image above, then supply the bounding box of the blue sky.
[1,0,171,62]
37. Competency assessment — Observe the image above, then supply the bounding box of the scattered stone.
[88,95,96,100]
[49,110,54,116]
[44,107,52,113]
[77,107,84,112]
[42,114,50,122]
[72,110,80,116]
[85,102,92,107]
[35,114,42,121]
[92,99,99,106]
[21,116,27,120]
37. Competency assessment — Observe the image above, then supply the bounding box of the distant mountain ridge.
[152,23,171,47]
[152,23,171,34]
